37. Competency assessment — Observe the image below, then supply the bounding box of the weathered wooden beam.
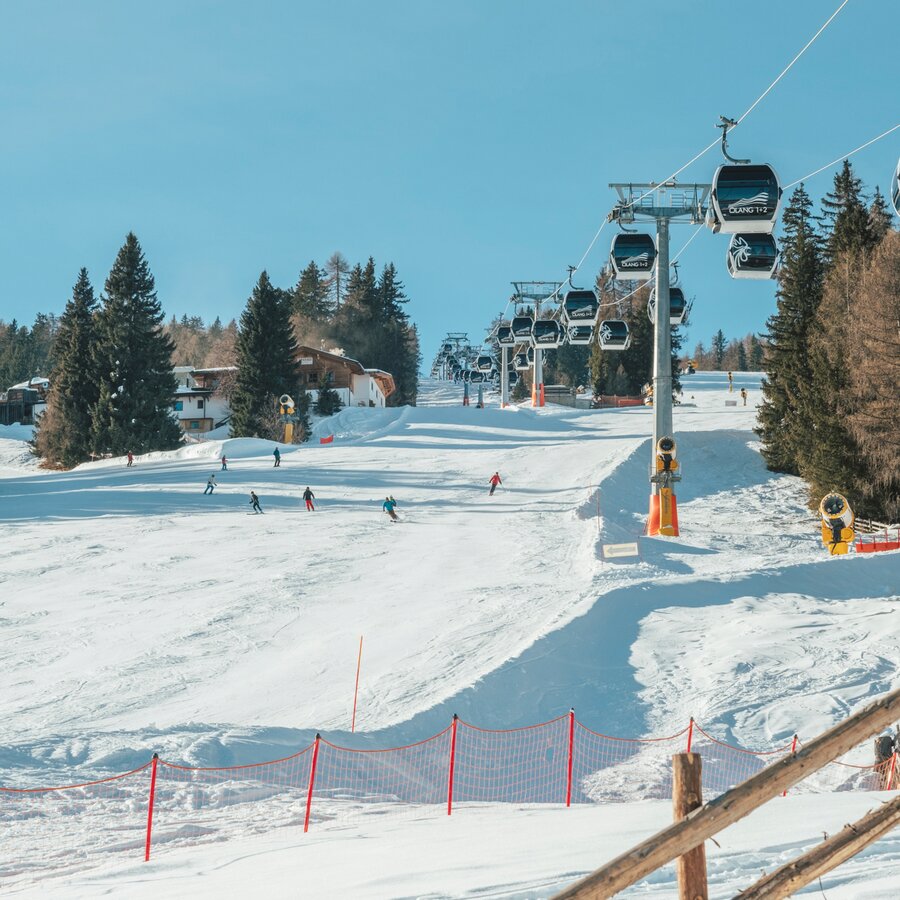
[734,794,900,899]
[552,687,900,900]
[673,753,707,900]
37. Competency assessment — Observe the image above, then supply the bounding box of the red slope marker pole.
[783,734,799,797]
[566,708,575,807]
[144,753,158,862]
[447,714,459,816]
[304,734,321,833]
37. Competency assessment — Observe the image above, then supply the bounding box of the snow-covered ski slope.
[2,371,899,897]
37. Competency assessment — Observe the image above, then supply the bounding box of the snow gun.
[648,436,680,537]
[819,492,855,556]
[278,394,297,444]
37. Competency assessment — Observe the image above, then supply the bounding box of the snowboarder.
[489,472,502,496]
[126,450,134,467]
[249,491,263,514]
[727,371,734,392]
[740,387,748,407]
[383,496,399,522]
[204,474,217,495]
[273,447,281,468]
[302,487,315,511]
[221,454,228,470]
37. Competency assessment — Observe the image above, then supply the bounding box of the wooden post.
[672,754,707,900]
[551,686,900,900]
[737,794,900,899]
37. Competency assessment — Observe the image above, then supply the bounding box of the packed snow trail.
[1,372,897,783]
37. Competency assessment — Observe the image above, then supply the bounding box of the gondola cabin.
[727,233,778,280]
[476,354,494,372]
[507,370,519,386]
[496,325,515,347]
[513,352,530,371]
[531,318,563,348]
[511,314,534,342]
[892,157,900,217]
[598,320,631,351]
[648,288,688,325]
[610,233,656,280]
[710,164,782,234]
[567,324,594,345]
[442,342,453,353]
[526,347,535,364]
[469,370,485,384]
[562,289,600,324]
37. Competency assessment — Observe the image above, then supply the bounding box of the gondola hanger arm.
[717,115,750,165]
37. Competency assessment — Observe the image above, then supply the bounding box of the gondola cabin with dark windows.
[496,325,515,347]
[610,233,656,281]
[476,354,494,372]
[442,342,453,353]
[598,319,631,351]
[567,324,594,345]
[513,352,530,372]
[507,370,519,386]
[531,318,564,348]
[649,287,688,325]
[727,233,779,280]
[469,370,485,384]
[710,164,782,234]
[562,289,600,324]
[526,346,535,365]
[511,314,535,343]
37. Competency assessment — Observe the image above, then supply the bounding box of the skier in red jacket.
[489,472,502,496]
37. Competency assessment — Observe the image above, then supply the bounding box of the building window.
[190,421,200,429]
[174,401,183,411]
[307,372,319,385]
[197,399,204,410]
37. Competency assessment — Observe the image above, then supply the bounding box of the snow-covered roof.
[8,377,49,391]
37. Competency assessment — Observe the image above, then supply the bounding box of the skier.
[302,487,315,511]
[489,472,502,496]
[383,496,399,522]
[203,474,217,495]
[874,727,898,789]
[126,450,134,467]
[273,447,281,468]
[727,371,734,392]
[221,454,228,471]
[740,387,748,407]
[249,491,263,514]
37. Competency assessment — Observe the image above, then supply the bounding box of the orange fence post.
[566,708,575,807]
[304,734,321,833]
[886,751,897,791]
[351,636,363,733]
[783,734,799,797]
[447,714,459,816]
[686,717,694,754]
[144,753,158,862]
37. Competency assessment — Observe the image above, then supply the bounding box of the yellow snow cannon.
[648,436,680,537]
[278,394,296,444]
[819,492,855,555]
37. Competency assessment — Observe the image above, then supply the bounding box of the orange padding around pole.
[647,494,660,536]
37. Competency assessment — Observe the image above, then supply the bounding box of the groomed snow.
[1,373,898,897]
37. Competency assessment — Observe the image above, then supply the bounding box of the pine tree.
[33,269,100,467]
[314,371,343,416]
[711,330,727,369]
[748,334,764,370]
[868,188,892,245]
[736,340,748,372]
[293,261,333,321]
[756,185,824,475]
[90,234,181,456]
[230,271,299,438]
[325,251,351,309]
[821,161,871,261]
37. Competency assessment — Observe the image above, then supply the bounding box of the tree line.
[757,161,898,521]
[690,331,765,372]
[29,237,421,467]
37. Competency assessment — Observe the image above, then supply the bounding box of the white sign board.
[299,357,314,365]
[602,542,640,559]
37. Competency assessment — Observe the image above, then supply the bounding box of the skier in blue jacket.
[383,496,399,522]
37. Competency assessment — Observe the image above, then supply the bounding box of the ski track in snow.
[2,372,899,896]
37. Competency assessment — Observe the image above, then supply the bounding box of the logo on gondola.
[727,192,773,215]
[621,252,650,268]
[599,324,612,341]
[569,304,594,318]
[729,235,752,265]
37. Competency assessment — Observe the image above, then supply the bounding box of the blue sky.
[1,0,896,362]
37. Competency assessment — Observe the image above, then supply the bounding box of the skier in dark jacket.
[249,491,263,514]
[303,487,315,511]
[489,472,502,496]
[273,447,281,467]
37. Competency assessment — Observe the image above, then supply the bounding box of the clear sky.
[1,0,896,363]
